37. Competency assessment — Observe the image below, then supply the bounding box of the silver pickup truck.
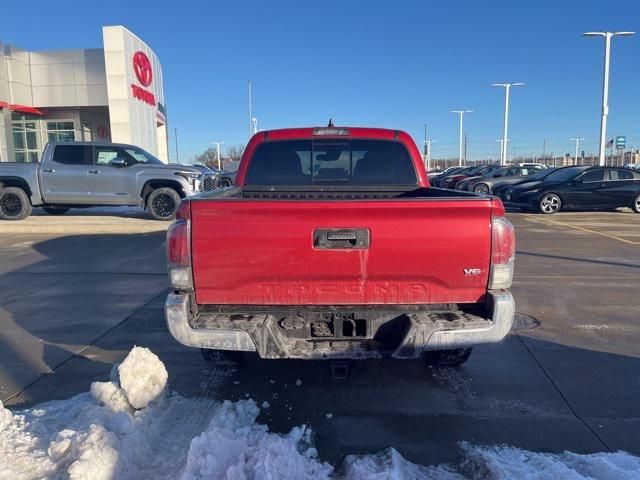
[0,141,205,220]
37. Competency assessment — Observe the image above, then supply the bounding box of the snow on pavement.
[1,346,639,480]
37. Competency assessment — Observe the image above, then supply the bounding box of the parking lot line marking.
[522,214,640,245]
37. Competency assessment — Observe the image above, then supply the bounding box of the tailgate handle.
[314,229,370,249]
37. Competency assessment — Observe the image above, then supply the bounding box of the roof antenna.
[327,118,334,127]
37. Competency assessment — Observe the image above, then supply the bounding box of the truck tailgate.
[191,199,492,305]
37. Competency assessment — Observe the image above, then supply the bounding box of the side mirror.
[571,178,582,184]
[110,157,127,167]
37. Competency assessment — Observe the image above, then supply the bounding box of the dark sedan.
[428,166,459,181]
[438,166,483,189]
[492,167,564,199]
[466,165,545,194]
[430,167,467,187]
[504,166,640,214]
[455,165,505,191]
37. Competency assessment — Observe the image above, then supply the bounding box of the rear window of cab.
[244,139,418,186]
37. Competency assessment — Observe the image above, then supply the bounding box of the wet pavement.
[1,208,639,465]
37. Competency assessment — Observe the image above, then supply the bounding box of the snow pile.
[456,443,640,480]
[47,425,119,480]
[117,348,168,410]
[182,400,332,479]
[0,400,13,429]
[342,447,463,479]
[1,346,640,480]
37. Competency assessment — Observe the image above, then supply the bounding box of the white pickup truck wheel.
[0,187,32,221]
[148,187,181,220]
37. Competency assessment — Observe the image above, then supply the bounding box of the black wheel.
[200,348,244,366]
[43,207,70,215]
[632,193,640,213]
[473,183,490,194]
[0,187,32,220]
[218,177,233,188]
[423,347,473,367]
[538,193,562,214]
[147,187,181,220]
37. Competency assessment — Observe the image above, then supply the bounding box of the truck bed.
[190,186,494,306]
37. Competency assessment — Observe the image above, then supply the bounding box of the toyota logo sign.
[96,124,108,139]
[133,51,153,87]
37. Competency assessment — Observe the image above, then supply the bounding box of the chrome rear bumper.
[165,291,514,359]
[165,294,256,352]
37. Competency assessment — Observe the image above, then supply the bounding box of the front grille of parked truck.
[201,174,217,191]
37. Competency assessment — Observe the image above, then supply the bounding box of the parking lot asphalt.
[1,208,639,466]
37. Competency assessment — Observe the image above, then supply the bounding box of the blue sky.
[3,0,639,160]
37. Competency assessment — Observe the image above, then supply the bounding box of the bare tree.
[195,147,217,168]
[194,144,245,170]
[226,145,245,162]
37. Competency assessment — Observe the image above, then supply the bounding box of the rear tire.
[538,193,562,214]
[218,177,233,188]
[0,187,32,220]
[147,187,181,220]
[473,183,490,194]
[43,207,70,215]
[423,348,473,367]
[632,193,640,213]
[201,348,244,366]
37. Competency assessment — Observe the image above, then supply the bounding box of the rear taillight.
[167,201,192,290]
[176,199,191,220]
[489,216,515,290]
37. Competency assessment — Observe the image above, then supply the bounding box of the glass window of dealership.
[0,26,169,163]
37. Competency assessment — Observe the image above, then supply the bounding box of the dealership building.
[0,26,168,163]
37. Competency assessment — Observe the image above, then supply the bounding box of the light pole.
[423,139,434,171]
[570,138,585,164]
[583,31,635,166]
[248,80,253,139]
[495,139,505,163]
[451,110,472,166]
[423,124,428,167]
[212,141,224,170]
[174,127,179,163]
[252,117,258,135]
[492,82,524,166]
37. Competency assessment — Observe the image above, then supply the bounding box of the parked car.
[466,165,544,194]
[515,162,546,169]
[0,141,204,221]
[430,167,466,187]
[165,126,516,367]
[440,165,495,189]
[172,163,219,175]
[427,166,458,180]
[201,169,238,190]
[503,166,640,214]
[492,167,563,199]
[455,165,504,191]
[435,166,477,188]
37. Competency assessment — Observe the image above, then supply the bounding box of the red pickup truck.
[165,126,515,366]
